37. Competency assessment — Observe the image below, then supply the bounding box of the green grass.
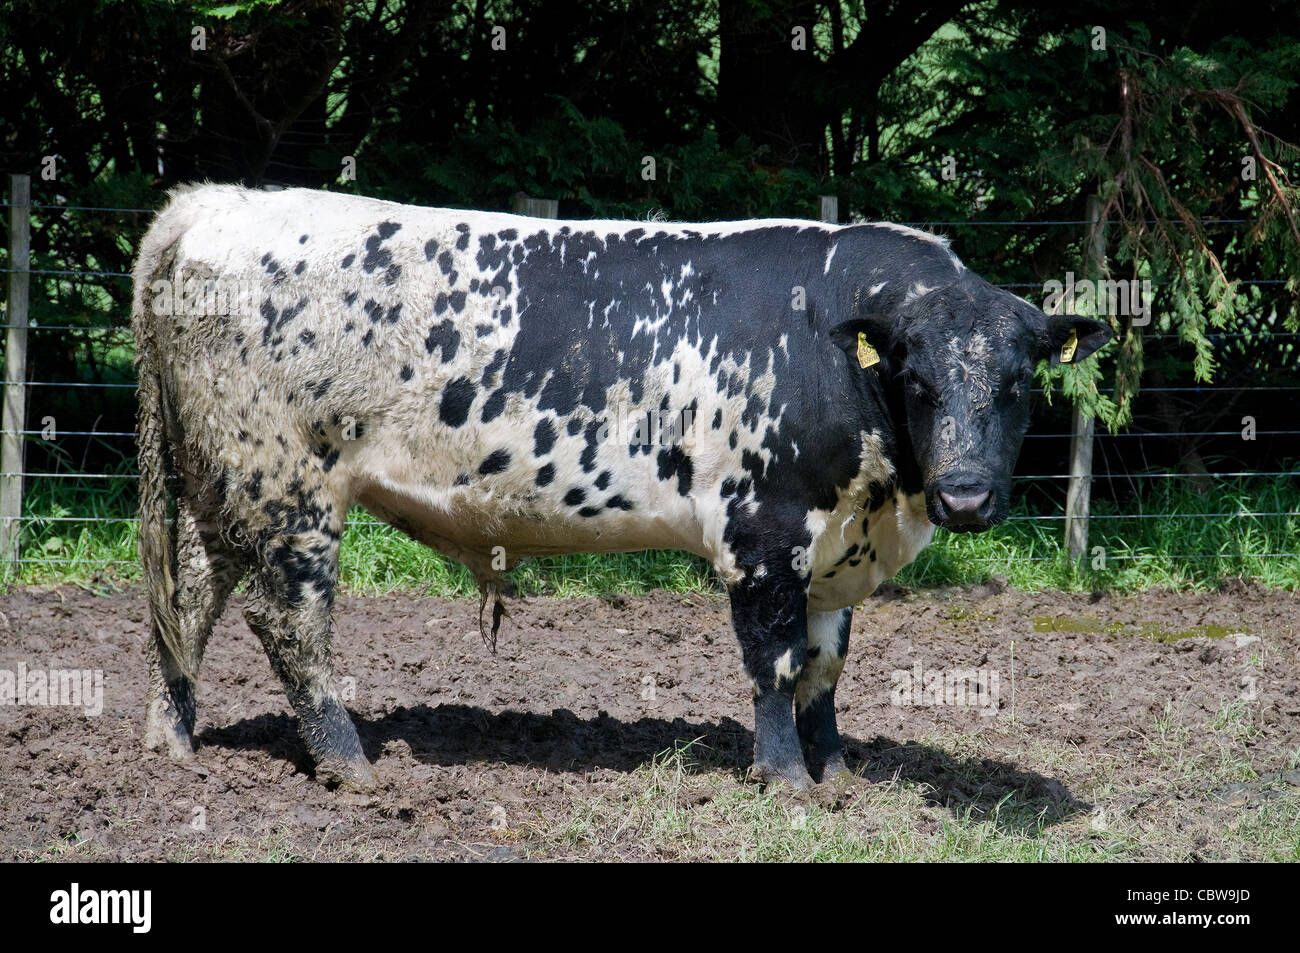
[4,471,1297,593]
[898,474,1300,591]
[336,517,717,596]
[542,722,1300,862]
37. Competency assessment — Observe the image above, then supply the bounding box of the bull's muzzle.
[930,478,997,532]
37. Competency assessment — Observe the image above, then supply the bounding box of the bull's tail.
[132,202,189,680]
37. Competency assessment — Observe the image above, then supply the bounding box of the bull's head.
[834,279,1110,533]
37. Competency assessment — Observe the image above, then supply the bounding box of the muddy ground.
[1,580,1297,861]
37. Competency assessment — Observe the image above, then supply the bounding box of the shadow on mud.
[201,704,1087,830]
[844,735,1088,830]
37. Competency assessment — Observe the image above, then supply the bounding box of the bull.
[132,185,1109,789]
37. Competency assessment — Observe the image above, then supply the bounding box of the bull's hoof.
[317,757,376,792]
[812,754,853,785]
[822,767,855,787]
[144,701,197,759]
[749,761,815,792]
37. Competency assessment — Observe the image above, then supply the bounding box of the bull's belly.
[355,471,710,570]
[806,492,935,612]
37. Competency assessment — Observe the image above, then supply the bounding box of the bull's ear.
[829,313,894,370]
[1039,314,1112,365]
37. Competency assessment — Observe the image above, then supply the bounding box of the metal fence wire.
[2,184,1298,574]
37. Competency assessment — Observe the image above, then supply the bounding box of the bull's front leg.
[728,566,814,790]
[796,607,853,781]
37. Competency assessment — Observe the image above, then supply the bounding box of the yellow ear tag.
[857,332,880,369]
[1060,328,1078,364]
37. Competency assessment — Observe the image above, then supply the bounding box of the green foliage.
[905,13,1300,429]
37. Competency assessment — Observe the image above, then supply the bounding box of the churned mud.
[1,580,1297,861]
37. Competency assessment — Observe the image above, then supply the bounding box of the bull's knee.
[796,608,852,782]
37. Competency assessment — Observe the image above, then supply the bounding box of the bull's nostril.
[939,489,992,523]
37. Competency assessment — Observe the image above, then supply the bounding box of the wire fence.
[2,188,1298,579]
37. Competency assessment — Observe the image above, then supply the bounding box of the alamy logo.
[0,663,103,716]
[596,403,697,448]
[49,883,151,933]
[1042,272,1153,324]
[890,661,1000,716]
[150,269,262,318]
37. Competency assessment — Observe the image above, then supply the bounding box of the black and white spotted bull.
[132,184,1109,789]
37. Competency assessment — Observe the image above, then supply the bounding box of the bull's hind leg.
[796,607,853,782]
[241,496,372,789]
[145,485,246,757]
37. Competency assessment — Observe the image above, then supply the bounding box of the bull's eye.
[899,368,939,406]
[1008,369,1032,400]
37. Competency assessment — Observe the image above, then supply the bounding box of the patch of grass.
[10,831,102,862]
[3,472,1296,595]
[338,517,717,596]
[542,719,1300,862]
[2,447,140,587]
[551,739,1115,861]
[159,830,307,863]
[1206,700,1266,744]
[898,472,1300,591]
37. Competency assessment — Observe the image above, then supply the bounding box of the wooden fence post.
[1064,195,1104,561]
[1,173,31,572]
[512,192,559,219]
[819,195,838,224]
